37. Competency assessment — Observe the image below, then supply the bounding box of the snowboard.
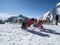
[24,19,35,29]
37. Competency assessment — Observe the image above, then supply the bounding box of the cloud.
[0,13,17,21]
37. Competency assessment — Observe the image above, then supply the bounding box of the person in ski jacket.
[55,14,59,25]
[33,19,38,27]
[21,18,34,29]
[21,19,28,29]
[25,18,35,28]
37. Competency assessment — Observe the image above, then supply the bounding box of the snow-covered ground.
[0,24,60,45]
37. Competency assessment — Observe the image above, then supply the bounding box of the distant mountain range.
[5,14,30,23]
[18,15,30,20]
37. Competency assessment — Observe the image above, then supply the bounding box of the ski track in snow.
[0,24,60,45]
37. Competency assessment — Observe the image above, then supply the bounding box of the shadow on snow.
[40,28,60,35]
[25,29,50,37]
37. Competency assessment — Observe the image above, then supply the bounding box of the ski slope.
[0,24,60,45]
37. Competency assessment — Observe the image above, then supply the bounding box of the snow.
[56,2,60,6]
[0,24,60,45]
[56,2,60,15]
[42,11,50,20]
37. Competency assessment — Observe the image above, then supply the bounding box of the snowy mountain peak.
[56,2,60,6]
[43,2,60,21]
[42,11,50,20]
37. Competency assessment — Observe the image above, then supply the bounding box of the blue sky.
[0,0,60,18]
